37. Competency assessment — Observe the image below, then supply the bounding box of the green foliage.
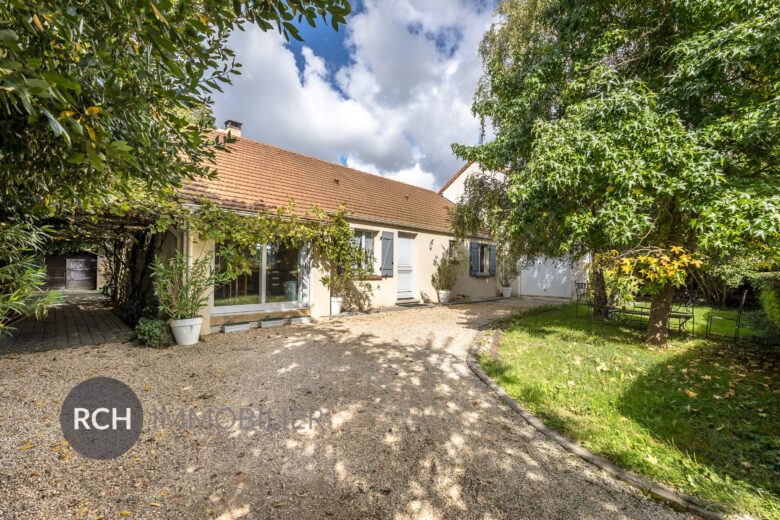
[60,187,374,314]
[450,173,524,287]
[151,250,230,320]
[147,199,373,315]
[185,199,370,295]
[0,0,351,327]
[0,0,351,219]
[454,0,780,343]
[309,206,373,309]
[130,317,172,349]
[752,273,780,336]
[0,222,61,334]
[482,304,780,518]
[690,252,764,307]
[495,247,519,287]
[431,248,462,291]
[191,198,373,308]
[758,288,780,334]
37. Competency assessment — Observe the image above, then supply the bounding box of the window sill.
[473,274,492,279]
[211,302,308,316]
[354,275,383,281]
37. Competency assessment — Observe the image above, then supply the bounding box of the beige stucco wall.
[309,219,501,317]
[185,216,590,334]
[440,162,507,204]
[187,232,215,336]
[187,217,506,333]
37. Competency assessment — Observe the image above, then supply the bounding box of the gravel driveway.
[0,299,689,519]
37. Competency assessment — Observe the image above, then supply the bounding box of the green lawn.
[481,304,779,519]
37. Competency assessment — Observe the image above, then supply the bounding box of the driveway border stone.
[466,332,728,520]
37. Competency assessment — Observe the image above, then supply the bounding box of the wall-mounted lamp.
[429,239,434,250]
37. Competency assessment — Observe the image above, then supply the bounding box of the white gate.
[521,258,571,298]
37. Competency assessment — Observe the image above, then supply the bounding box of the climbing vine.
[49,188,373,320]
[184,198,374,309]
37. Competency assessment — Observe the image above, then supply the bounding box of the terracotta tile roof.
[437,161,472,195]
[182,134,455,233]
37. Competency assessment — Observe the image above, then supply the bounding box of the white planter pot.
[502,287,512,298]
[170,317,203,346]
[330,296,343,316]
[437,290,452,304]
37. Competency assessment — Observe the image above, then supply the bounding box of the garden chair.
[706,289,748,344]
[669,290,695,337]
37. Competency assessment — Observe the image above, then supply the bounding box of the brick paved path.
[0,291,129,353]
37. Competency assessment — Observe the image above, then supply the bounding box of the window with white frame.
[477,243,488,274]
[213,241,307,311]
[353,230,376,274]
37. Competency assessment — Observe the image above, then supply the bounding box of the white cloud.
[344,154,437,190]
[212,0,495,190]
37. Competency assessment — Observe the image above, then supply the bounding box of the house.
[179,122,507,335]
[439,161,589,300]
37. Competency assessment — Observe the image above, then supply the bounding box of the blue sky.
[213,0,496,190]
[286,2,362,83]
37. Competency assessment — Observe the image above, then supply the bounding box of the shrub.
[496,249,520,287]
[432,251,462,291]
[690,253,763,307]
[0,223,60,334]
[753,273,780,335]
[130,318,173,349]
[116,298,151,327]
[151,251,231,320]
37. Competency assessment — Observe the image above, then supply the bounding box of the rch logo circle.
[59,377,144,460]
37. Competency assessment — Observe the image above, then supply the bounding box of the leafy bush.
[752,273,780,336]
[130,318,172,349]
[496,249,520,287]
[151,251,231,320]
[690,253,762,307]
[432,250,462,291]
[0,223,60,334]
[116,298,151,327]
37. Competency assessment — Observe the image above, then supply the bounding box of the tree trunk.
[645,282,675,346]
[592,268,608,318]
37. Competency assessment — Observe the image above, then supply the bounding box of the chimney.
[224,119,242,138]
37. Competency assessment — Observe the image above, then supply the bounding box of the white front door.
[397,235,414,299]
[521,258,571,298]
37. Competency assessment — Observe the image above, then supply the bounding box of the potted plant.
[321,273,350,315]
[496,249,519,298]
[151,251,230,345]
[432,250,461,303]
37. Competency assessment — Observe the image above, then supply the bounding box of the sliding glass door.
[212,241,307,314]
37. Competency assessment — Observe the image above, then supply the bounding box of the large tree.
[0,0,350,328]
[453,0,780,345]
[0,0,351,219]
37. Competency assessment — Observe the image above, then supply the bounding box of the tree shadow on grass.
[618,344,780,507]
[494,303,653,347]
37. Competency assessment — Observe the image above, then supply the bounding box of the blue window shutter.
[489,245,496,276]
[469,242,479,276]
[381,231,394,276]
